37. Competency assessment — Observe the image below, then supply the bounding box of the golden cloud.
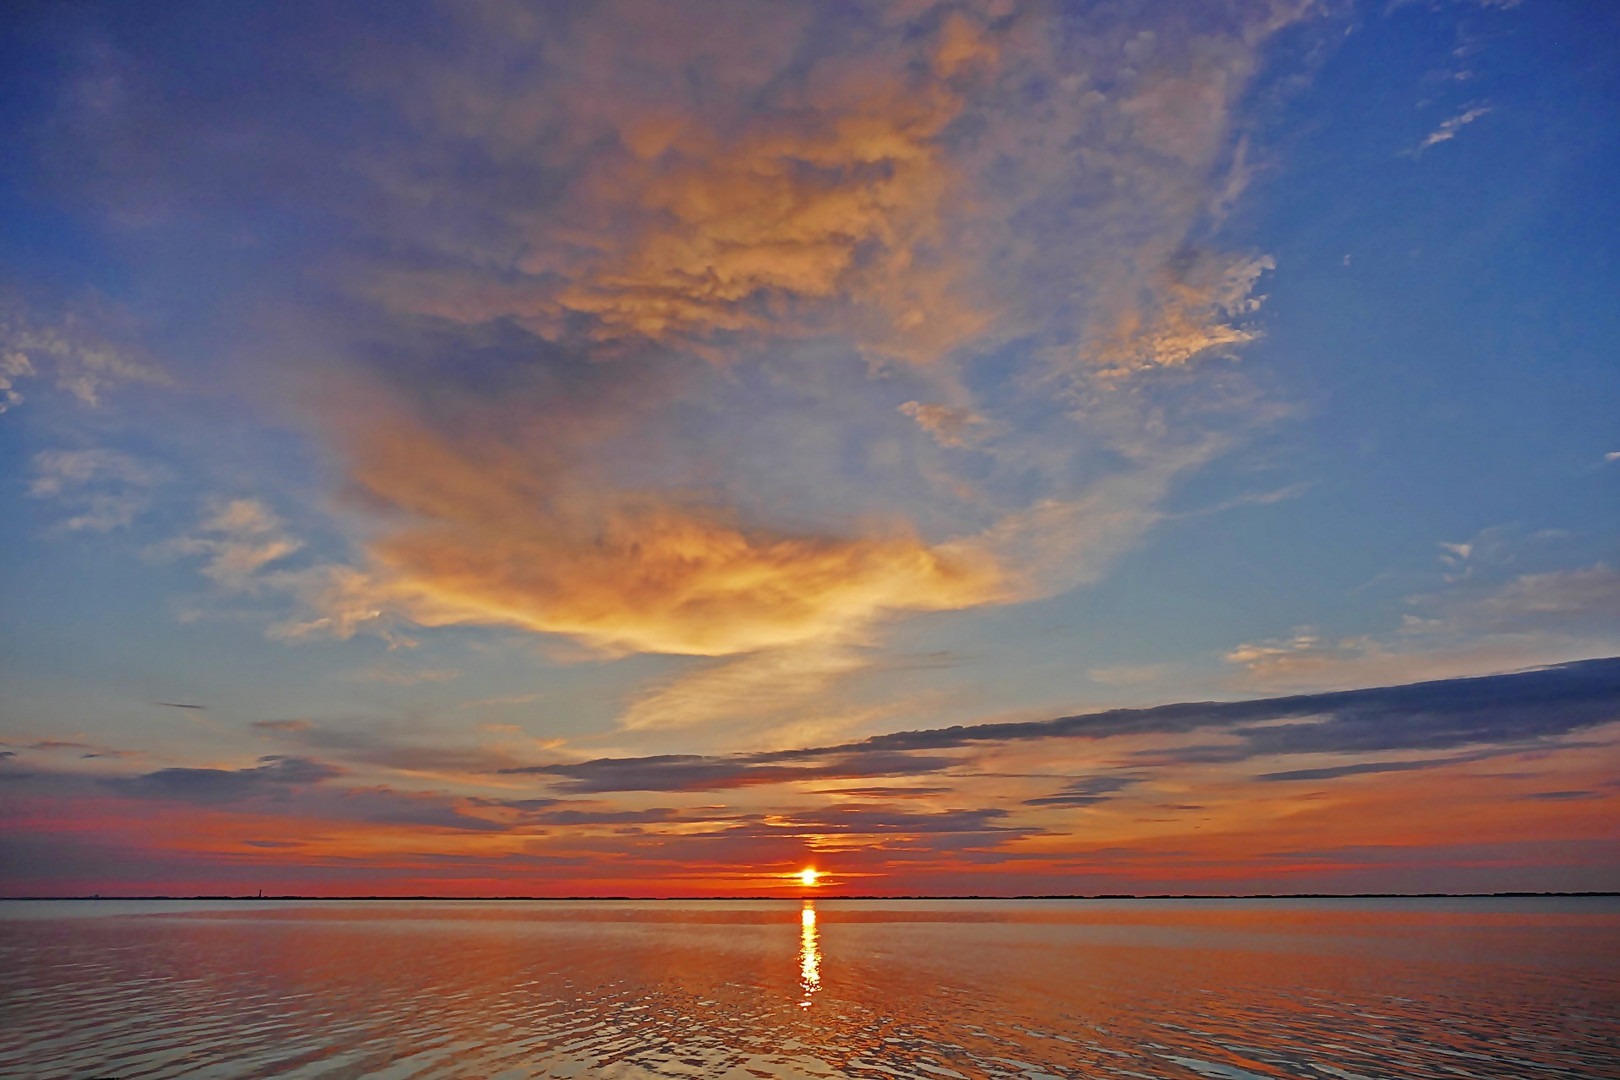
[281,417,1004,656]
[372,499,1002,656]
[356,4,999,365]
[236,1,1310,699]
[1083,252,1275,378]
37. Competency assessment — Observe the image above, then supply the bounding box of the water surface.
[2,897,1616,1080]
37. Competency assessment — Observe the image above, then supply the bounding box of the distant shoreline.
[5,891,1616,902]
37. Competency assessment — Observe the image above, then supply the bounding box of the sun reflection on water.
[799,900,821,1007]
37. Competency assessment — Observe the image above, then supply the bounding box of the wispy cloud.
[0,296,169,410]
[1413,104,1491,152]
[106,755,342,805]
[156,498,303,591]
[101,2,1308,726]
[29,448,166,531]
[502,658,1620,792]
[8,656,1615,893]
[345,665,461,687]
[1226,561,1620,691]
[897,401,985,448]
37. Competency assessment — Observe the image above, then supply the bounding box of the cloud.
[250,719,313,733]
[157,498,303,591]
[1080,252,1274,378]
[1459,564,1620,633]
[289,0,1307,667]
[0,348,31,412]
[503,748,958,793]
[251,405,1006,656]
[1226,564,1620,691]
[92,753,547,832]
[0,296,169,409]
[106,755,342,805]
[616,643,872,733]
[812,786,951,800]
[1254,747,1517,782]
[346,1,996,364]
[1088,663,1178,687]
[1023,775,1141,807]
[497,657,1620,792]
[52,0,1320,744]
[1415,104,1491,151]
[363,499,1001,658]
[768,804,1026,839]
[28,448,166,531]
[302,787,517,832]
[247,718,540,780]
[1224,627,1367,681]
[897,401,984,448]
[346,665,462,686]
[884,655,1620,756]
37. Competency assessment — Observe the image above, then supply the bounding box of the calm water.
[2,898,1617,1080]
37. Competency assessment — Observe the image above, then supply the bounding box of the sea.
[2,897,1616,1080]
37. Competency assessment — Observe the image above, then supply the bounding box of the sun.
[798,867,820,887]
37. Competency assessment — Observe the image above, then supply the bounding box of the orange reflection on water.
[799,900,821,1007]
[6,898,1617,1080]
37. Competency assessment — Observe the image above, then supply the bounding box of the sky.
[1,0,1617,898]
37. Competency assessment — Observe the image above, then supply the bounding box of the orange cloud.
[1082,252,1274,378]
[897,400,984,447]
[360,6,996,367]
[193,1,1313,720]
[553,96,974,356]
[278,416,1003,656]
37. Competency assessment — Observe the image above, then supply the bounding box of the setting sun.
[798,868,820,887]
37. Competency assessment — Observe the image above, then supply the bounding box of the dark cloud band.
[502,658,1620,792]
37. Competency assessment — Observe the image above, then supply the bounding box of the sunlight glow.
[799,867,820,887]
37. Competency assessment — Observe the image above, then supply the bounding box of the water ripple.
[1,899,1616,1080]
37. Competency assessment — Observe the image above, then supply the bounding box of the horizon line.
[6,891,1616,902]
